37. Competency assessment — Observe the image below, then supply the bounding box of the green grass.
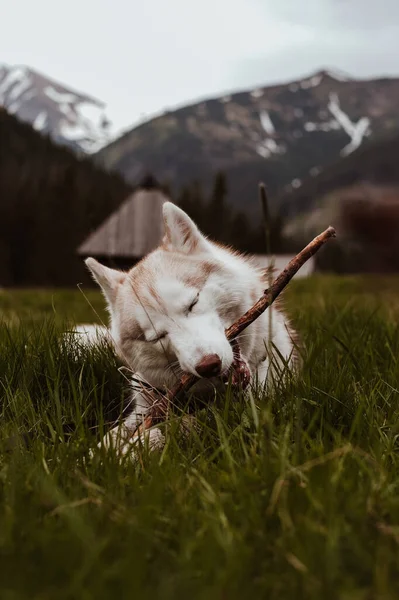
[1,277,399,599]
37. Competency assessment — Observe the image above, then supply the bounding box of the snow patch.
[305,120,340,133]
[325,69,350,82]
[251,88,264,99]
[45,86,78,116]
[320,121,340,132]
[59,118,110,153]
[20,89,36,103]
[77,101,104,125]
[33,111,48,131]
[305,122,317,132]
[7,100,22,114]
[44,84,112,151]
[8,76,31,102]
[256,109,285,158]
[341,118,371,156]
[221,94,232,103]
[0,66,30,101]
[327,92,371,155]
[256,144,271,158]
[300,74,323,89]
[256,139,285,158]
[259,110,275,135]
[44,86,79,105]
[59,120,88,142]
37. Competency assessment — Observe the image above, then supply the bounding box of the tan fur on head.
[162,202,208,254]
[85,257,126,305]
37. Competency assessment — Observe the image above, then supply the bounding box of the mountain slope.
[281,132,399,237]
[96,69,399,217]
[0,63,114,153]
[279,133,399,272]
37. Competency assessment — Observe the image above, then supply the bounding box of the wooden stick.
[226,225,336,340]
[134,225,336,435]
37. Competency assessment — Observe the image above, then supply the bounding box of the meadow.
[1,276,399,599]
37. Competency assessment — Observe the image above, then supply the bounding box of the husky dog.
[85,202,299,456]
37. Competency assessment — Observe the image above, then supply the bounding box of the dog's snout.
[195,354,222,378]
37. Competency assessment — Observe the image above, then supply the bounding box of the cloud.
[1,0,398,130]
[266,0,399,31]
[228,1,399,90]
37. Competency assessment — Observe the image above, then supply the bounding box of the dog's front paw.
[96,425,165,461]
[141,427,165,451]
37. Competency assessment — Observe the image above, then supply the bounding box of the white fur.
[85,202,297,458]
[70,323,110,346]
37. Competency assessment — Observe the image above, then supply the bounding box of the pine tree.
[229,212,252,252]
[207,171,229,242]
[177,181,207,229]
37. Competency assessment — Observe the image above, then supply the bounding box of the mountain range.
[2,63,399,220]
[95,69,399,218]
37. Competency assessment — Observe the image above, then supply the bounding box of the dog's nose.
[195,354,222,378]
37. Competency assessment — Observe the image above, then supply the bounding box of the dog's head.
[85,202,247,386]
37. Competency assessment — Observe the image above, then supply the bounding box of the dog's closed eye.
[187,293,200,313]
[148,332,167,343]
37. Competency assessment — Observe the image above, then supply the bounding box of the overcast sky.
[1,0,398,132]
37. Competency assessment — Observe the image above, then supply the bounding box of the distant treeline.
[0,108,131,286]
[175,172,287,255]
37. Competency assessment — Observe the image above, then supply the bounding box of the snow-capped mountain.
[96,68,399,217]
[0,63,114,153]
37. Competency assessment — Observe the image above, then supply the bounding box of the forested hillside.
[0,108,131,286]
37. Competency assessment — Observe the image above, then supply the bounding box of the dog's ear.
[162,202,208,254]
[85,258,125,306]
